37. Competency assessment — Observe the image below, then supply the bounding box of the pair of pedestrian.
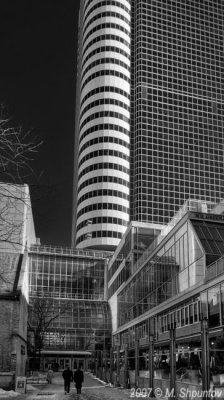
[62,366,84,395]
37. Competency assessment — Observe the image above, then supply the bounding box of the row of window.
[78,162,129,181]
[159,300,200,332]
[134,76,219,89]
[77,202,129,220]
[135,12,221,27]
[134,65,221,81]
[82,22,130,51]
[131,173,220,183]
[134,33,222,48]
[136,1,221,11]
[79,123,129,145]
[133,48,221,64]
[133,116,222,126]
[133,75,221,89]
[134,34,222,49]
[82,33,130,59]
[82,44,130,70]
[80,110,130,132]
[134,88,222,101]
[108,264,130,298]
[133,122,222,132]
[131,151,221,161]
[78,175,130,194]
[79,135,129,156]
[80,84,130,108]
[77,230,123,244]
[130,192,218,203]
[132,130,222,142]
[78,149,129,169]
[81,68,130,93]
[83,1,130,26]
[135,66,221,81]
[83,0,130,15]
[134,18,222,32]
[134,33,221,49]
[81,57,130,87]
[80,97,130,121]
[135,59,222,75]
[77,216,128,231]
[77,188,129,206]
[135,87,219,106]
[30,258,105,275]
[134,106,222,118]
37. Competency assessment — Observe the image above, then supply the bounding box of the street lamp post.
[169,325,176,399]
[149,335,155,397]
[135,339,139,388]
[201,317,210,399]
[124,343,129,388]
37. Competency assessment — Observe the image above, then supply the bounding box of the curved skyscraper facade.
[73,0,224,251]
[73,0,131,250]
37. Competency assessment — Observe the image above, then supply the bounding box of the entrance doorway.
[42,355,91,371]
[72,359,85,370]
[59,358,71,370]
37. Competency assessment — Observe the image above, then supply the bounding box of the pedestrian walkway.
[24,372,131,400]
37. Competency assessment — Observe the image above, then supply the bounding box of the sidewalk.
[0,372,132,400]
[0,373,170,400]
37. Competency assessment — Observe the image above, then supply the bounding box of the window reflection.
[208,286,220,328]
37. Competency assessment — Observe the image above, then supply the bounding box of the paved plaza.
[0,373,132,400]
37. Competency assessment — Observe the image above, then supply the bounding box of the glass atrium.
[28,246,112,369]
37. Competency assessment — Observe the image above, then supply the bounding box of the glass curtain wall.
[29,254,105,300]
[118,217,224,327]
[29,249,112,355]
[118,219,205,326]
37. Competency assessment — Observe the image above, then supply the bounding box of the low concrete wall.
[0,372,15,390]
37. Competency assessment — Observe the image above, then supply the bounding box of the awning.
[40,350,92,356]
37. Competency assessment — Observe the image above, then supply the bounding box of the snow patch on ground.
[0,389,20,397]
[26,384,39,391]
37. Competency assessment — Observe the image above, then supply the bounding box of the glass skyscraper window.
[73,0,224,250]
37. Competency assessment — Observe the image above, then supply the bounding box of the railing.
[30,290,105,301]
[206,256,224,281]
[29,244,112,259]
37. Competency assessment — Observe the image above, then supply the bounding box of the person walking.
[73,367,84,394]
[47,367,54,384]
[62,366,73,394]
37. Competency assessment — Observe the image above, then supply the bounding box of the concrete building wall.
[0,183,35,386]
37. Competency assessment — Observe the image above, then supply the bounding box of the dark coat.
[74,369,84,388]
[62,368,73,382]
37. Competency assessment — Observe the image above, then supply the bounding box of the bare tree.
[28,293,68,369]
[0,107,41,284]
[0,106,41,183]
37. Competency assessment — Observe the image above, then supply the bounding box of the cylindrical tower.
[74,0,131,250]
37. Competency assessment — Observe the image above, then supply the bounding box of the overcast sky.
[0,0,80,246]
